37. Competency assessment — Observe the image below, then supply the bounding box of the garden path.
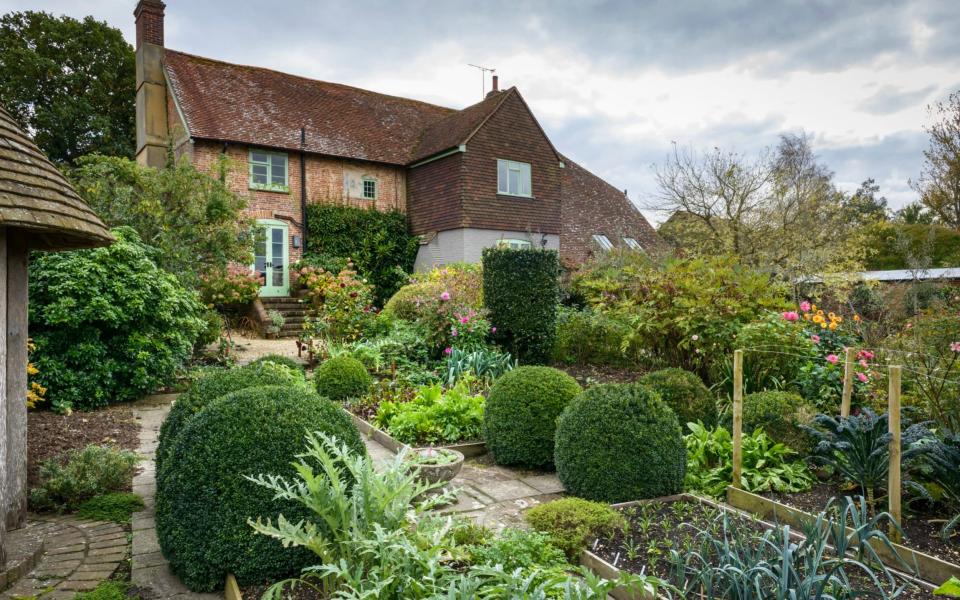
[130,394,221,600]
[210,335,304,366]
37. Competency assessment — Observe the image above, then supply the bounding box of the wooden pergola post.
[732,349,744,489]
[888,365,902,543]
[840,346,856,418]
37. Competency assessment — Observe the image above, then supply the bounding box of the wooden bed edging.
[726,485,959,585]
[343,409,487,457]
[225,574,242,600]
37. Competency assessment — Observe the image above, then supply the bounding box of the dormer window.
[362,177,377,200]
[497,159,532,197]
[592,234,613,251]
[623,237,642,251]
[249,149,288,192]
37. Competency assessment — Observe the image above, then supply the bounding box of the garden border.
[343,409,487,457]
[726,485,959,586]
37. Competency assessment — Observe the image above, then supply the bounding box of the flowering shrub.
[297,263,376,341]
[27,340,46,410]
[198,265,260,308]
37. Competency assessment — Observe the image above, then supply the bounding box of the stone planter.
[405,448,464,486]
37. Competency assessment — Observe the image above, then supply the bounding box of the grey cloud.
[858,85,937,115]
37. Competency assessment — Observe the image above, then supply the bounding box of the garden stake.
[841,346,856,418]
[888,364,902,543]
[732,349,744,489]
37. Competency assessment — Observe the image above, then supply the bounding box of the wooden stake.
[732,349,744,489]
[888,365,902,543]
[840,346,856,418]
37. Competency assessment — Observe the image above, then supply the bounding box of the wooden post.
[0,231,8,566]
[840,346,856,418]
[888,365,902,543]
[732,349,744,489]
[5,233,28,529]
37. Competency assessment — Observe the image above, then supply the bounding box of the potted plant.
[404,448,464,486]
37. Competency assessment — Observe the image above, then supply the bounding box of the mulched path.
[28,405,140,490]
[553,362,646,386]
[764,481,960,566]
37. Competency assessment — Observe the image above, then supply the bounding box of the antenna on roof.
[468,64,496,100]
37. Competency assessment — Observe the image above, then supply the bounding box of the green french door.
[253,219,289,297]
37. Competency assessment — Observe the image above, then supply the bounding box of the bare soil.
[553,362,646,386]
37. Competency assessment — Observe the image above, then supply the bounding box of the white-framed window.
[362,177,377,200]
[249,149,289,191]
[497,238,532,250]
[592,234,614,251]
[497,159,532,197]
[622,237,643,251]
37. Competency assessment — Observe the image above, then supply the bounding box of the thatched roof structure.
[0,107,112,250]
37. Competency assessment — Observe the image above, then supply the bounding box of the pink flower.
[859,359,868,368]
[810,335,820,344]
[951,342,960,353]
[800,301,811,312]
[460,316,470,324]
[857,372,869,383]
[863,351,875,360]
[826,354,839,364]
[491,327,497,333]
[440,291,451,301]
[782,311,799,322]
[444,347,452,355]
[451,327,458,337]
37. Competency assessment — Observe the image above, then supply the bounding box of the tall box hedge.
[482,247,559,363]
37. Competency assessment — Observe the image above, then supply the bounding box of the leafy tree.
[895,201,934,225]
[70,154,253,287]
[913,90,960,229]
[861,221,960,270]
[843,178,888,225]
[0,11,134,163]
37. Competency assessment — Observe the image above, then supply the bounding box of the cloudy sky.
[8,1,960,222]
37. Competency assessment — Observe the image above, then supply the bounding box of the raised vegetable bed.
[344,409,487,457]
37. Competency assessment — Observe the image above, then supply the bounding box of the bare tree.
[913,90,960,229]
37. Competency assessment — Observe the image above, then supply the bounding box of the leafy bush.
[303,204,418,304]
[29,445,139,511]
[245,353,305,373]
[468,528,568,572]
[29,228,207,410]
[198,265,261,309]
[554,383,685,502]
[484,366,582,469]
[551,306,632,366]
[482,247,559,363]
[683,423,814,498]
[742,391,815,454]
[155,385,365,591]
[805,409,933,510]
[737,313,816,392]
[315,355,372,401]
[156,361,306,472]
[637,368,717,428]
[525,497,625,561]
[444,347,516,387]
[77,492,144,523]
[916,434,960,540]
[375,381,484,445]
[297,264,376,341]
[572,255,789,379]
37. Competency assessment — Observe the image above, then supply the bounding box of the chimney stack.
[492,75,499,92]
[134,0,169,168]
[134,0,165,49]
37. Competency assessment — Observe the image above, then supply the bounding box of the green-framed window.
[362,177,377,200]
[249,149,289,192]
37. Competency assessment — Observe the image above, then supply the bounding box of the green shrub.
[315,355,372,401]
[77,492,144,523]
[524,497,625,561]
[484,366,581,469]
[554,384,685,502]
[742,391,816,454]
[156,361,306,472]
[29,445,139,511]
[637,368,717,428]
[482,247,559,363]
[383,281,445,322]
[551,306,633,366]
[468,528,568,572]
[28,227,207,410]
[303,204,419,304]
[245,353,305,373]
[736,313,816,393]
[155,385,365,591]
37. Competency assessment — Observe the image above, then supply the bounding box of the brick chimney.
[492,75,498,92]
[134,0,169,168]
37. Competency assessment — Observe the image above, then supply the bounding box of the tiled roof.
[0,107,112,250]
[164,50,457,165]
[412,90,513,162]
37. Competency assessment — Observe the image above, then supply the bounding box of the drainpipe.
[300,127,308,252]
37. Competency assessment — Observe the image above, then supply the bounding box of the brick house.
[134,0,662,298]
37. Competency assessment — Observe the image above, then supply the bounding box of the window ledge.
[496,193,535,200]
[249,183,290,194]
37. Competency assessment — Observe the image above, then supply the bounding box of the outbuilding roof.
[0,108,112,250]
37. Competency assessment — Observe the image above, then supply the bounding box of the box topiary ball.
[742,390,815,454]
[484,366,581,469]
[156,361,306,473]
[554,383,685,503]
[637,368,717,428]
[155,385,365,592]
[314,355,372,401]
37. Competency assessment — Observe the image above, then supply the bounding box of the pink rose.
[810,335,820,344]
[951,342,960,353]
[799,301,811,312]
[440,291,451,301]
[857,372,868,383]
[826,354,839,364]
[859,359,868,368]
[782,311,799,322]
[444,347,452,355]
